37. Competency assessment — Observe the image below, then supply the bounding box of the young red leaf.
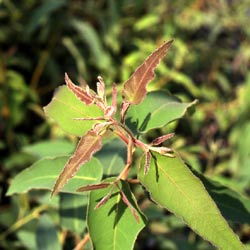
[151,133,175,146]
[144,150,151,174]
[122,40,173,105]
[120,190,140,223]
[51,130,102,196]
[94,188,114,209]
[77,183,111,192]
[65,73,95,105]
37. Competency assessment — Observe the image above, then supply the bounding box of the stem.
[112,128,129,144]
[0,204,49,240]
[74,233,90,250]
[116,137,135,180]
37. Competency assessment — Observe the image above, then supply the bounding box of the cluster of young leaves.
[8,41,245,250]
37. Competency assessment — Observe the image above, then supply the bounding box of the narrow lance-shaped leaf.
[65,73,96,105]
[51,130,102,196]
[151,133,175,146]
[122,40,173,105]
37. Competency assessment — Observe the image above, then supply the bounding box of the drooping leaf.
[126,91,197,134]
[122,40,173,105]
[59,193,88,234]
[88,179,146,250]
[7,156,103,195]
[44,86,103,136]
[138,152,244,250]
[71,19,111,71]
[51,130,102,196]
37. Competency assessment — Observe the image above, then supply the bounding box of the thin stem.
[0,204,49,240]
[116,137,135,180]
[74,233,90,250]
[127,178,140,184]
[112,128,129,144]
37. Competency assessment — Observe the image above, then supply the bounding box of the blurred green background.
[0,0,250,249]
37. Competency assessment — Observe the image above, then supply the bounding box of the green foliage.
[44,86,103,136]
[7,156,103,195]
[139,152,243,250]
[7,40,246,250]
[1,1,250,250]
[126,90,197,134]
[88,179,146,250]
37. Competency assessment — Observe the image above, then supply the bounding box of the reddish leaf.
[120,190,140,223]
[94,188,114,209]
[96,76,106,101]
[144,150,151,174]
[77,183,111,192]
[151,133,175,146]
[51,130,102,196]
[122,40,173,105]
[65,73,96,105]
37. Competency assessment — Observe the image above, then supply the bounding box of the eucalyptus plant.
[8,40,244,250]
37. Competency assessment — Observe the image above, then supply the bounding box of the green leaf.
[59,193,88,234]
[7,156,103,195]
[95,138,127,176]
[71,19,111,70]
[51,130,102,196]
[126,91,197,134]
[88,179,146,250]
[22,139,75,158]
[122,40,173,105]
[27,0,67,35]
[36,214,60,250]
[17,231,36,250]
[138,152,244,250]
[44,86,103,136]
[191,168,250,224]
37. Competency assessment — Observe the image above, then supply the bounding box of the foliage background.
[0,0,249,249]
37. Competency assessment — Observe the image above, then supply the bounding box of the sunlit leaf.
[138,152,244,250]
[126,91,197,134]
[122,40,173,105]
[88,179,146,250]
[44,86,103,136]
[7,156,102,195]
[191,168,250,224]
[22,139,75,158]
[51,130,102,196]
